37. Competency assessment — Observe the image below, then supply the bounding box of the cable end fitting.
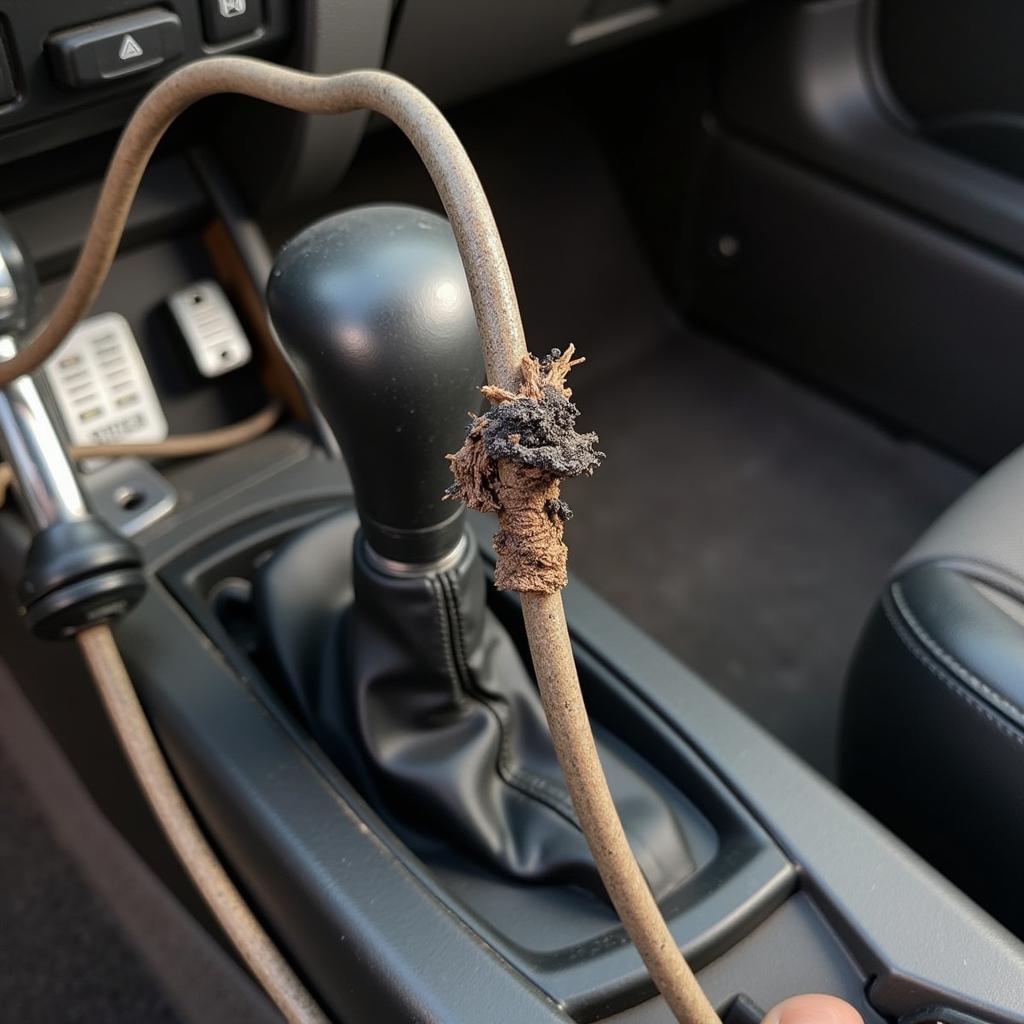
[19,517,146,639]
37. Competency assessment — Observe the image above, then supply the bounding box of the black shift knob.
[268,205,484,564]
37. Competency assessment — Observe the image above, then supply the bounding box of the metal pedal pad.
[167,280,252,377]
[44,311,168,447]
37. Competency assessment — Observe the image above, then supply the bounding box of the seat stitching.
[884,590,1024,750]
[891,581,1024,729]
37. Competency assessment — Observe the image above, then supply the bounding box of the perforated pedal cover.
[167,280,252,377]
[44,312,168,447]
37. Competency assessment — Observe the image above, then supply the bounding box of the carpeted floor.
[0,744,184,1024]
[0,663,281,1024]
[563,330,973,776]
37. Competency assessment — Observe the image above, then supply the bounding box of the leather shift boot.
[255,512,694,899]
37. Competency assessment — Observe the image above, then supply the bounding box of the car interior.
[1,0,1023,1021]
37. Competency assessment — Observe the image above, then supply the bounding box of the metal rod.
[0,337,88,532]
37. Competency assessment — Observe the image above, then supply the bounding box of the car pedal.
[44,311,168,448]
[167,280,251,378]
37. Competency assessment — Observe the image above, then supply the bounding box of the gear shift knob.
[268,205,485,564]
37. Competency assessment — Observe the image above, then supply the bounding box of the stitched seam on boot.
[427,573,465,708]
[435,569,580,828]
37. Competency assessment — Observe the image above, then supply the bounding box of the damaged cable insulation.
[446,345,603,593]
[10,57,721,1024]
[448,344,720,1024]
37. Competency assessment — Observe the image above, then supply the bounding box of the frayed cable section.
[446,345,604,593]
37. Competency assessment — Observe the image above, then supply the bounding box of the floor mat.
[272,80,975,778]
[0,743,182,1024]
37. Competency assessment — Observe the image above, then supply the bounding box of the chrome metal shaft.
[0,336,88,533]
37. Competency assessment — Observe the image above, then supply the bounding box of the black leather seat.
[841,444,1024,938]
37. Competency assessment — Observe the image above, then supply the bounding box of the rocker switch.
[200,0,264,44]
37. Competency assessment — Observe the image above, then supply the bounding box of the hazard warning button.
[47,8,184,89]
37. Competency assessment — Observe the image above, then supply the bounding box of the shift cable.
[2,58,720,1024]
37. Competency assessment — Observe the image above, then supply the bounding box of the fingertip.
[762,994,864,1024]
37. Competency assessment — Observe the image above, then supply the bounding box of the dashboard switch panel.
[200,0,264,44]
[0,0,290,165]
[167,281,252,377]
[45,312,168,447]
[47,8,184,89]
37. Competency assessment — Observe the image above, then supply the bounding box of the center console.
[0,182,1021,1011]
[10,420,1016,1023]
[0,2,1022,1022]
[0,0,290,161]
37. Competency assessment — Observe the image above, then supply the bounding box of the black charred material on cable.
[481,384,603,483]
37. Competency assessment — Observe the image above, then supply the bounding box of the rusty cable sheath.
[5,58,720,1024]
[77,624,328,1024]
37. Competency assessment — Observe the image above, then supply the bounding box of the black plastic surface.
[901,1008,1003,1024]
[0,31,15,105]
[215,0,393,213]
[718,0,1024,272]
[722,995,765,1024]
[692,895,881,1020]
[687,125,1024,466]
[879,0,1024,180]
[384,0,746,110]
[8,155,208,281]
[880,0,1024,123]
[609,895,885,1018]
[267,205,485,563]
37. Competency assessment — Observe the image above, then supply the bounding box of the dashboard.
[0,0,289,164]
[0,0,744,205]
